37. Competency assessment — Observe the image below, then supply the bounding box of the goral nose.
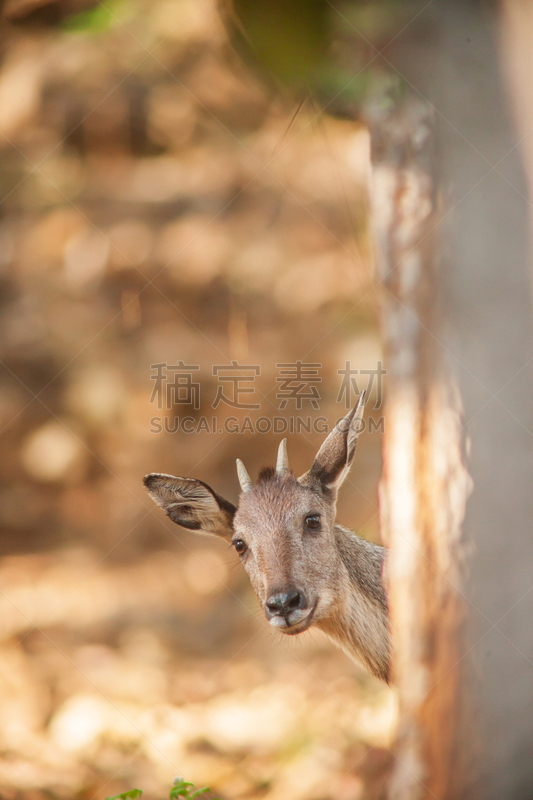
[265,589,308,618]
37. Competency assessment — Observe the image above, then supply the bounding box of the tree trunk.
[371,3,533,798]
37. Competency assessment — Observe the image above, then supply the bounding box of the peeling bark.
[369,3,533,798]
[369,95,471,799]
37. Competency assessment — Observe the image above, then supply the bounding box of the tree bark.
[371,3,533,798]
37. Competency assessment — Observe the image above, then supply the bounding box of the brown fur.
[144,399,390,682]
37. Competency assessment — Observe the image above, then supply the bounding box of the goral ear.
[143,473,236,541]
[299,392,366,492]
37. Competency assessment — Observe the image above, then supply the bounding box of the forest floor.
[0,0,395,797]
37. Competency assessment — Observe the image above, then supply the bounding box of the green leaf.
[62,0,128,34]
[170,779,194,798]
[106,790,143,800]
[169,777,220,800]
[231,0,330,87]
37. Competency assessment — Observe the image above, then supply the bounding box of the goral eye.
[304,514,321,530]
[233,539,247,555]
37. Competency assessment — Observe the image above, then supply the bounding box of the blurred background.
[0,0,396,797]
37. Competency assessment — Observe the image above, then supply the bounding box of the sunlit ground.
[0,547,396,799]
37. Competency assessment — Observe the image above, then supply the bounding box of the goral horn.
[236,458,253,492]
[276,438,289,474]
